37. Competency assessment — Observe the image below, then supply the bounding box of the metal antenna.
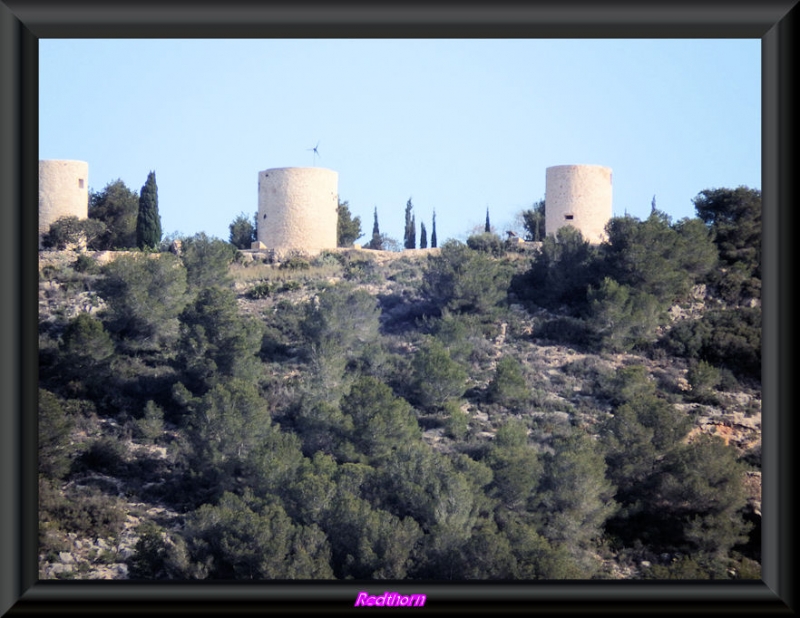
[307,141,321,166]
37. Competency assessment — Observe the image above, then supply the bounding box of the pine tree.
[336,200,362,247]
[89,179,140,249]
[229,212,256,249]
[420,222,428,249]
[521,199,545,241]
[485,207,491,233]
[431,210,438,248]
[136,171,162,250]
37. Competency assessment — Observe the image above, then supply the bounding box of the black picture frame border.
[1,1,795,615]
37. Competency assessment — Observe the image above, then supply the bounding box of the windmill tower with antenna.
[257,166,339,255]
[307,141,321,166]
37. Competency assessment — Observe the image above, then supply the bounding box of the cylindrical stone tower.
[545,164,612,244]
[257,167,338,253]
[39,159,89,249]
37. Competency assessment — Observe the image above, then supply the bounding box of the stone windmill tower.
[545,164,612,244]
[38,159,89,249]
[256,167,339,255]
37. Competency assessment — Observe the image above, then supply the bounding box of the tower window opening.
[564,214,574,220]
[78,178,84,188]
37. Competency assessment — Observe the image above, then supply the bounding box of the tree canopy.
[337,200,363,247]
[98,252,189,345]
[89,179,139,249]
[693,186,760,272]
[693,186,761,302]
[421,240,512,317]
[41,216,107,251]
[521,199,546,241]
[228,212,256,249]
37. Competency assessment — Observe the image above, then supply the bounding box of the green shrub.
[42,216,107,250]
[59,313,115,379]
[561,356,608,383]
[39,389,75,480]
[487,357,530,408]
[535,316,593,346]
[128,520,194,579]
[587,278,664,352]
[179,232,237,290]
[644,555,715,579]
[343,256,381,283]
[40,481,127,540]
[133,401,165,443]
[99,253,189,345]
[246,282,274,299]
[731,555,762,579]
[180,492,334,579]
[511,226,598,313]
[75,437,127,476]
[466,232,505,257]
[443,400,470,440]
[661,307,760,382]
[686,360,721,403]
[312,251,343,268]
[421,240,512,317]
[279,280,302,292]
[279,256,311,271]
[411,337,468,410]
[73,253,100,274]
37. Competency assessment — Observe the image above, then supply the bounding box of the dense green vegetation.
[39,186,761,581]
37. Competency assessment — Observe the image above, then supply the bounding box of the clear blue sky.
[40,38,760,246]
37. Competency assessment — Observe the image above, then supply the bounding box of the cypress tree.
[372,206,380,237]
[368,206,382,250]
[431,210,438,248]
[420,222,428,249]
[485,207,491,233]
[410,214,416,249]
[404,198,415,249]
[136,171,162,250]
